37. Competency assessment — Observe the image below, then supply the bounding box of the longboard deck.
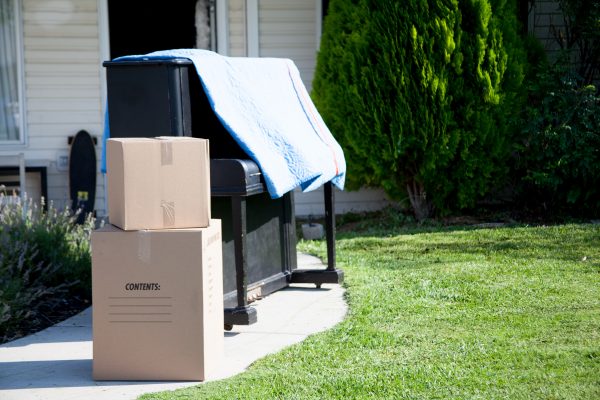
[69,130,96,223]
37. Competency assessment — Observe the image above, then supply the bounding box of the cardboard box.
[107,137,210,230]
[92,221,223,381]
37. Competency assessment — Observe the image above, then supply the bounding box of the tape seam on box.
[137,230,151,263]
[161,201,175,227]
[161,141,173,166]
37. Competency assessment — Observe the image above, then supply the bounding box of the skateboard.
[69,130,96,223]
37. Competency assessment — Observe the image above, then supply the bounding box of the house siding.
[258,0,318,91]
[529,0,563,61]
[20,0,105,213]
[295,187,391,217]
[228,0,246,56]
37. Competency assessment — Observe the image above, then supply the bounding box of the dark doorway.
[108,0,198,59]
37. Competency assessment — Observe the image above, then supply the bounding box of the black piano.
[103,58,343,328]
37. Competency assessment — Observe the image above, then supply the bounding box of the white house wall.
[258,0,318,91]
[20,0,105,213]
[295,187,391,217]
[228,0,246,56]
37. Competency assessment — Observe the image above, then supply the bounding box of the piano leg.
[224,195,257,329]
[290,181,344,288]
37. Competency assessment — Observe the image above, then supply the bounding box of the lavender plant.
[0,192,94,342]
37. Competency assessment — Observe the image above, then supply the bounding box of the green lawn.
[141,223,600,399]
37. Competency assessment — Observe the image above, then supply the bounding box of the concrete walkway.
[0,254,347,400]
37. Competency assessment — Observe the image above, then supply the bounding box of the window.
[0,0,23,143]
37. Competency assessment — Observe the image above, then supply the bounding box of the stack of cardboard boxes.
[92,137,223,381]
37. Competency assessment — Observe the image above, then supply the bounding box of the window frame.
[1,0,26,147]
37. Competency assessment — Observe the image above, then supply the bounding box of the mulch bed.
[1,296,90,345]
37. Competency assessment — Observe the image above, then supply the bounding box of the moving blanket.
[103,49,346,199]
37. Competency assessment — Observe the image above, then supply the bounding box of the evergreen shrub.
[313,0,528,220]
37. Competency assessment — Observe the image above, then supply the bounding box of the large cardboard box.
[107,137,210,230]
[92,221,223,381]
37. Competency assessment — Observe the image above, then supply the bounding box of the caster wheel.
[224,324,233,331]
[316,283,322,289]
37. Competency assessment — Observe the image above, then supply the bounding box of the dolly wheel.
[316,283,322,289]
[224,324,233,331]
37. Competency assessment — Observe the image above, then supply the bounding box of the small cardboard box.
[107,137,210,230]
[92,221,224,381]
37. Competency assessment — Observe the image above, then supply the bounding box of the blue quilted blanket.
[102,49,346,198]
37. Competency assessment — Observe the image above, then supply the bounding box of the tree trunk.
[406,180,432,222]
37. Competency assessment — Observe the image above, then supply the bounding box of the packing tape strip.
[160,141,173,166]
[137,230,151,263]
[159,139,174,226]
[161,200,175,227]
